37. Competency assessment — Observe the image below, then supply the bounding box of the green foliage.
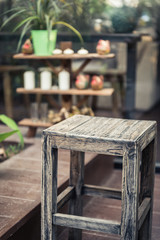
[60,0,107,32]
[5,144,22,158]
[137,0,160,37]
[0,114,24,148]
[0,130,18,142]
[1,0,84,50]
[110,6,139,33]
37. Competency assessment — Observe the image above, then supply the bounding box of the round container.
[31,30,57,56]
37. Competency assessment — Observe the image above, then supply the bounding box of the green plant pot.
[31,30,57,56]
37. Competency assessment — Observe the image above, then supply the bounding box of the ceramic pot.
[31,30,57,56]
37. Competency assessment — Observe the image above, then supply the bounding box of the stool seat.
[42,115,157,240]
[44,115,156,155]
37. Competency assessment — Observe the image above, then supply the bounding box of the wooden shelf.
[13,53,115,60]
[16,88,114,96]
[18,118,52,128]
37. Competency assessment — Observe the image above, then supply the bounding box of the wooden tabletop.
[18,119,52,128]
[13,53,115,60]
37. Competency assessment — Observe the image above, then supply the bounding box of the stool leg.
[68,151,84,240]
[121,144,141,240]
[139,138,156,240]
[42,135,58,240]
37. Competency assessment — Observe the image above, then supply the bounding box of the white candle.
[24,71,35,89]
[58,70,70,90]
[40,71,52,90]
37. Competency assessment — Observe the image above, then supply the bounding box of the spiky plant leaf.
[16,20,33,52]
[53,21,84,46]
[1,0,84,49]
[0,115,24,147]
[0,131,18,143]
[1,9,27,29]
[13,16,40,32]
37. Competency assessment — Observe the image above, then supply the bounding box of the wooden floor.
[0,101,160,239]
[59,169,160,240]
[0,126,160,239]
[0,125,98,240]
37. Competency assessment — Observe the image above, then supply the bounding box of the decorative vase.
[31,30,57,56]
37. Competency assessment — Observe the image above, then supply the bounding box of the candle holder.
[24,71,35,89]
[58,69,70,90]
[40,70,52,90]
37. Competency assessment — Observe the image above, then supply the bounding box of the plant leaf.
[0,115,24,147]
[13,16,40,32]
[53,21,84,46]
[16,19,33,52]
[1,9,27,30]
[0,130,18,143]
[0,7,23,16]
[37,0,42,18]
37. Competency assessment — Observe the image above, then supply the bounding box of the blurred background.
[0,0,160,114]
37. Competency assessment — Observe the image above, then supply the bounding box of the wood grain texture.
[82,184,121,200]
[44,115,157,155]
[139,138,157,240]
[16,88,114,96]
[53,213,121,235]
[41,135,58,240]
[42,115,157,240]
[121,144,141,240]
[138,197,151,230]
[57,186,74,210]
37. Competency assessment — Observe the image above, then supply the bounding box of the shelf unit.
[14,53,115,137]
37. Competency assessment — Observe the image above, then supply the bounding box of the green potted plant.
[1,0,83,56]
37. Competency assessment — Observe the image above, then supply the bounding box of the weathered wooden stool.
[42,115,157,240]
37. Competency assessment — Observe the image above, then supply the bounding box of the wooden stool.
[42,115,157,240]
